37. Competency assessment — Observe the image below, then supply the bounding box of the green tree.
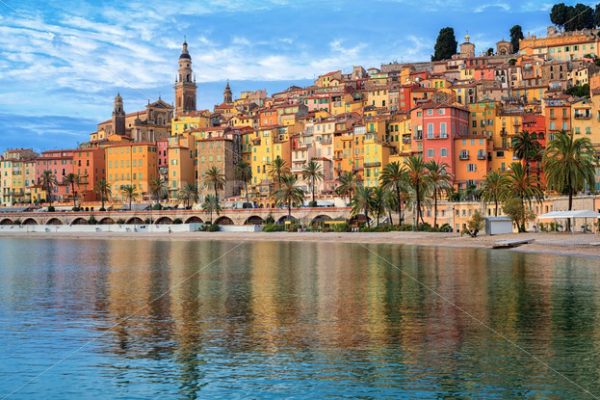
[39,170,57,209]
[480,171,510,217]
[63,173,80,209]
[335,171,358,205]
[235,160,252,202]
[432,27,457,61]
[486,47,494,56]
[149,177,168,208]
[269,157,289,189]
[351,185,374,228]
[464,210,484,238]
[302,160,324,207]
[503,197,535,233]
[425,160,452,228]
[510,25,523,53]
[274,173,304,219]
[178,183,199,208]
[404,156,429,226]
[379,161,409,225]
[543,132,597,230]
[371,187,386,226]
[504,162,543,232]
[95,179,111,211]
[121,184,138,211]
[202,194,222,224]
[551,3,570,27]
[203,166,225,200]
[512,131,542,177]
[566,84,590,97]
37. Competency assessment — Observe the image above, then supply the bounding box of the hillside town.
[2,25,600,232]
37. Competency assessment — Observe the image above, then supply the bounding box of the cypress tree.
[432,27,457,61]
[510,25,524,54]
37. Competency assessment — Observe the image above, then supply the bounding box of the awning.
[538,210,600,219]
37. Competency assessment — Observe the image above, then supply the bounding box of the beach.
[1,230,599,259]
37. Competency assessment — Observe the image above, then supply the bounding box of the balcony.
[402,138,412,144]
[459,152,470,160]
[364,161,381,168]
[574,113,592,120]
[477,153,487,160]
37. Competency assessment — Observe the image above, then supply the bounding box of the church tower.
[223,80,233,104]
[112,93,126,135]
[174,40,197,116]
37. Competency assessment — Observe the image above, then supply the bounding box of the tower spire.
[174,38,197,116]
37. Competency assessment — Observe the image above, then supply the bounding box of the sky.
[0,0,595,152]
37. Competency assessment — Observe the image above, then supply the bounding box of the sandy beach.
[1,230,599,259]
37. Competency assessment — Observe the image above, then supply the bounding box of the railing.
[477,153,487,160]
[364,162,381,168]
[459,153,470,160]
[574,114,592,120]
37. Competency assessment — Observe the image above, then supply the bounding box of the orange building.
[105,143,158,200]
[454,136,492,190]
[73,148,106,202]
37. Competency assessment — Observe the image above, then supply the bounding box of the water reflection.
[1,239,600,398]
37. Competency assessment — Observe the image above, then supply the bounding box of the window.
[440,123,447,137]
[441,148,448,157]
[427,149,434,157]
[427,123,434,138]
[467,164,476,172]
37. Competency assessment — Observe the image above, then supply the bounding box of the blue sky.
[0,0,595,152]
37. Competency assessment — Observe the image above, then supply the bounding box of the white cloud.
[474,3,511,13]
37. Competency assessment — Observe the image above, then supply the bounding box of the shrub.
[331,222,350,232]
[152,204,162,210]
[88,216,98,225]
[12,219,21,225]
[144,218,151,224]
[116,218,126,224]
[265,214,275,224]
[262,223,285,232]
[308,200,318,207]
[438,223,453,233]
[463,210,484,237]
[173,218,183,224]
[199,223,220,232]
[72,206,80,212]
[47,206,55,212]
[99,207,106,212]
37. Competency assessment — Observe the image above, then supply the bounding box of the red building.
[73,148,106,201]
[35,149,75,202]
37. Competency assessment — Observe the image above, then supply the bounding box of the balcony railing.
[459,153,470,160]
[477,153,487,160]
[364,162,381,168]
[574,114,592,120]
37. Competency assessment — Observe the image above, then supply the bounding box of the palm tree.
[371,186,386,226]
[202,194,222,224]
[39,170,57,208]
[351,185,373,228]
[203,166,225,200]
[302,160,324,206]
[63,173,80,209]
[149,177,168,208]
[335,171,358,205]
[269,157,289,189]
[235,160,252,202]
[425,160,452,228]
[480,171,510,217]
[512,131,542,177]
[379,161,408,225]
[274,173,304,219]
[404,156,429,226]
[383,189,398,226]
[505,162,543,232]
[121,184,138,211]
[178,183,199,208]
[543,131,597,230]
[95,179,111,211]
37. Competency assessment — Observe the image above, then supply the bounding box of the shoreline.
[1,231,599,259]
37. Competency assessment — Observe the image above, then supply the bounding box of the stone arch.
[126,217,144,225]
[155,216,173,225]
[311,215,332,226]
[214,216,234,225]
[99,217,115,225]
[71,217,88,225]
[22,218,38,225]
[244,215,264,225]
[0,218,13,225]
[46,218,63,225]
[185,216,203,224]
[277,215,296,224]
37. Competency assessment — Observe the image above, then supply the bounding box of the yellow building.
[0,149,37,206]
[469,101,498,138]
[571,98,593,139]
[167,134,197,197]
[363,133,393,187]
[105,143,158,200]
[250,126,292,198]
[171,112,210,136]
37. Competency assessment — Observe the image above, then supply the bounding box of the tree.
[383,189,398,226]
[480,171,510,217]
[40,170,58,209]
[274,173,304,219]
[510,25,523,54]
[351,185,373,228]
[95,179,111,211]
[302,160,323,207]
[379,161,409,225]
[595,4,600,28]
[202,194,221,225]
[512,131,542,178]
[550,3,570,27]
[235,160,252,202]
[543,132,597,230]
[269,157,289,189]
[504,162,543,232]
[335,171,358,205]
[503,197,535,233]
[149,177,167,208]
[432,27,457,61]
[566,84,590,97]
[371,187,386,226]
[121,185,138,211]
[464,210,484,238]
[203,166,225,200]
[425,160,452,228]
[404,156,429,226]
[486,48,494,56]
[178,183,199,208]
[63,173,80,209]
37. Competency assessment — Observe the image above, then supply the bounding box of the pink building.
[411,102,469,176]
[35,149,75,201]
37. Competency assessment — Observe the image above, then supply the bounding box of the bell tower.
[112,93,126,135]
[174,40,197,116]
[223,80,233,104]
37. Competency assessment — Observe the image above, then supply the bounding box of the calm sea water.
[1,239,600,399]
